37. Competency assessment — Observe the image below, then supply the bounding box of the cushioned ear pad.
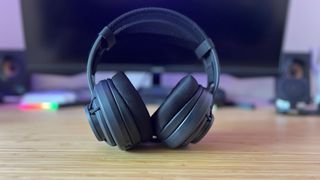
[150,75,199,135]
[94,81,134,150]
[111,72,152,142]
[160,87,213,148]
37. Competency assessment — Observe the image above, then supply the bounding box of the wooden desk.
[0,105,320,179]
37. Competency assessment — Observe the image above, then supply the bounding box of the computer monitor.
[21,0,289,76]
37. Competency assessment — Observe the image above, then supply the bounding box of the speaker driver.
[0,51,29,95]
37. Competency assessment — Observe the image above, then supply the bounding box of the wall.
[283,0,320,52]
[0,0,24,50]
[0,0,319,52]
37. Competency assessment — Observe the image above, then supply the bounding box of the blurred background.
[0,0,320,112]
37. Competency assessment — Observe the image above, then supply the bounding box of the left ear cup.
[93,72,152,150]
[151,75,213,148]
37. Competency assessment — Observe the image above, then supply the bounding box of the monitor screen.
[21,0,289,76]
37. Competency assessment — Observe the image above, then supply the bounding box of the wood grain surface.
[0,105,320,179]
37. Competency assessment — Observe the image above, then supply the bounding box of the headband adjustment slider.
[99,26,116,50]
[195,38,214,59]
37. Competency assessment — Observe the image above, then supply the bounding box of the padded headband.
[87,7,220,103]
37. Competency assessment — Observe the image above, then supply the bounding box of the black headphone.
[84,7,220,150]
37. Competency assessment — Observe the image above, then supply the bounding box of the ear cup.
[151,75,212,148]
[151,75,198,133]
[94,72,152,150]
[111,72,153,141]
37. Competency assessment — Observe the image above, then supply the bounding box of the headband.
[87,7,220,102]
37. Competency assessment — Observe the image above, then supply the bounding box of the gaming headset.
[84,7,220,150]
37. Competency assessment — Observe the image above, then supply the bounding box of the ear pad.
[151,75,213,148]
[94,72,152,150]
[151,75,198,133]
[111,72,153,141]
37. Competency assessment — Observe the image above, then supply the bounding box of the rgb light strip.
[19,102,59,111]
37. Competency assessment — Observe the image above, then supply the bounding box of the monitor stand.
[138,72,172,105]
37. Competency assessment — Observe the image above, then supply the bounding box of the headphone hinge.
[89,107,100,115]
[88,97,100,115]
[208,83,215,94]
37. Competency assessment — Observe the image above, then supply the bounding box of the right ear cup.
[151,75,213,148]
[88,72,152,150]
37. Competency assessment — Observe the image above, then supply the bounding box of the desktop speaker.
[276,53,311,113]
[0,51,29,95]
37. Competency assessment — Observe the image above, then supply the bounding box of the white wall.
[0,0,319,52]
[0,0,25,50]
[283,0,320,52]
